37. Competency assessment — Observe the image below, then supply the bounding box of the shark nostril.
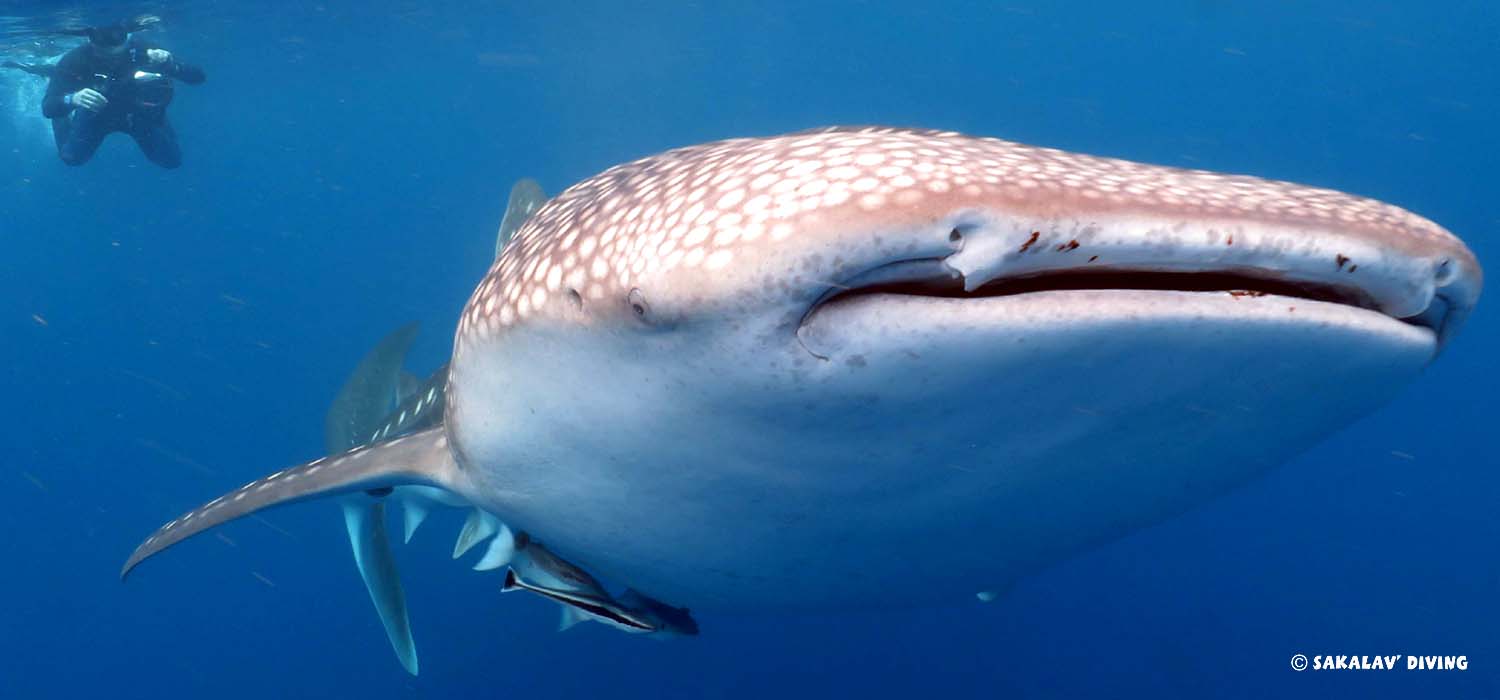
[567,288,583,311]
[628,288,651,321]
[948,222,979,251]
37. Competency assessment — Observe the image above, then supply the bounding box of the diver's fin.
[122,427,459,579]
[452,508,498,558]
[495,178,547,256]
[401,495,431,544]
[558,604,588,632]
[472,523,515,571]
[341,499,419,675]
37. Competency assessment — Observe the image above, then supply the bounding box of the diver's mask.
[87,24,129,56]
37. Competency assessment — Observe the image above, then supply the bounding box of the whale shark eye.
[628,288,651,321]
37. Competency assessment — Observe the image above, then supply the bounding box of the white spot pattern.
[454,125,1454,347]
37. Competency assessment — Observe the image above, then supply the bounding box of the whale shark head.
[457,126,1477,344]
[124,126,1482,668]
[445,126,1480,608]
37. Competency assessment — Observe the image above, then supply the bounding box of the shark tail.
[341,499,419,675]
[121,426,461,580]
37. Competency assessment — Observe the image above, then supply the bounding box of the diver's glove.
[64,88,107,112]
[144,49,172,65]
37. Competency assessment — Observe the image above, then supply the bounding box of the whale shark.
[122,126,1481,668]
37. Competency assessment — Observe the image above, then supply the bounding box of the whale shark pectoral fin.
[122,426,460,579]
[340,498,419,676]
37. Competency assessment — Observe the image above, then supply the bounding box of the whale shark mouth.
[825,264,1397,321]
[804,255,1458,340]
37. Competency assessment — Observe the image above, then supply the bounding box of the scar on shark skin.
[1018,230,1040,253]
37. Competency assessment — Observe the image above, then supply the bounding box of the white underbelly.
[448,291,1433,609]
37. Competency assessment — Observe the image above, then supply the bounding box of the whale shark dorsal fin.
[396,371,420,405]
[121,427,462,579]
[495,178,547,257]
[365,367,449,444]
[323,322,419,454]
[341,498,419,675]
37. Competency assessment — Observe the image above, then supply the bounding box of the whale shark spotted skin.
[123,126,1481,667]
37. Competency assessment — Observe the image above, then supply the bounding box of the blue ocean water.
[1,1,1494,697]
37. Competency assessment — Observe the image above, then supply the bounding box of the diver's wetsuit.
[41,39,204,168]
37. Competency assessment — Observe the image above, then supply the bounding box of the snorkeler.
[40,18,204,169]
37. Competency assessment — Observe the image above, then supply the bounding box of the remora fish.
[501,535,698,636]
[122,126,1481,665]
